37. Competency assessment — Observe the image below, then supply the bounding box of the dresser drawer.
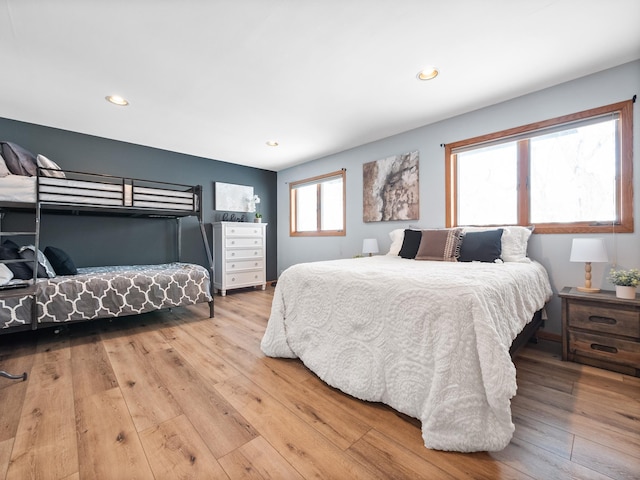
[225,225,263,237]
[225,270,265,287]
[568,302,640,338]
[225,248,263,260]
[226,259,264,272]
[569,330,640,369]
[226,237,263,248]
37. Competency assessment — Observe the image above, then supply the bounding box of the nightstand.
[559,287,639,377]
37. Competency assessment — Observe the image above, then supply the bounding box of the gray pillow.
[1,142,37,176]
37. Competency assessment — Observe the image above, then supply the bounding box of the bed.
[0,144,214,331]
[261,227,553,452]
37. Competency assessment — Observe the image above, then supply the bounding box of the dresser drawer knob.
[590,343,618,354]
[231,252,235,256]
[588,315,616,325]
[231,240,235,245]
[231,264,235,268]
[231,277,235,282]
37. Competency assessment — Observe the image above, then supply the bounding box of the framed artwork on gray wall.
[214,182,254,212]
[363,150,419,222]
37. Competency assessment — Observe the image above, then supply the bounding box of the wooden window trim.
[290,169,346,237]
[445,100,634,234]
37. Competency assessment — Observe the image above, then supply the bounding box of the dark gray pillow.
[459,229,504,263]
[398,229,422,259]
[0,245,34,279]
[44,246,78,275]
[0,142,37,176]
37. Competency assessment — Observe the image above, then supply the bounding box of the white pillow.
[387,228,405,255]
[461,226,532,263]
[0,152,10,177]
[0,263,13,285]
[19,245,56,277]
[36,154,66,178]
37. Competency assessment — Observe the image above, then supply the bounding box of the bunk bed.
[0,165,214,334]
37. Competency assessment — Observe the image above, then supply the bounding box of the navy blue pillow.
[398,229,422,259]
[459,229,504,263]
[0,245,34,279]
[44,246,78,275]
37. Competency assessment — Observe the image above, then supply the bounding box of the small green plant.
[255,212,262,219]
[608,268,640,287]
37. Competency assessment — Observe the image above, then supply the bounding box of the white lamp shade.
[569,238,608,263]
[362,238,379,255]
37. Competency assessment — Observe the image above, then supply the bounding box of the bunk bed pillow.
[0,244,33,280]
[0,263,13,285]
[0,142,38,176]
[36,154,66,178]
[19,246,56,278]
[44,246,78,275]
[0,152,10,177]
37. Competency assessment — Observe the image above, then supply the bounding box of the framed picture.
[363,150,419,222]
[214,182,254,212]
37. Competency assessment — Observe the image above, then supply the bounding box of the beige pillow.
[36,154,66,178]
[0,152,10,177]
[415,229,462,262]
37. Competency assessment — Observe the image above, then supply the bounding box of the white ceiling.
[1,1,639,172]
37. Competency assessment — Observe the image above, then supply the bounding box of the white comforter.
[261,256,552,452]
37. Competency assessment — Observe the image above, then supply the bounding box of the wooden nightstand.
[559,287,639,377]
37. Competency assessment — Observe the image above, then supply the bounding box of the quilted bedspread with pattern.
[0,262,211,330]
[261,256,552,452]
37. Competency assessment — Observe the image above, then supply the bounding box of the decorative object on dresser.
[213,221,267,296]
[569,238,608,292]
[608,268,640,299]
[361,238,379,257]
[559,286,639,377]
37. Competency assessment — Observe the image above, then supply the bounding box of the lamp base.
[576,286,601,293]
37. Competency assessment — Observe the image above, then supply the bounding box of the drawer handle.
[231,252,235,256]
[231,277,235,282]
[590,343,618,354]
[254,262,258,266]
[254,252,258,255]
[254,240,258,244]
[588,315,616,325]
[231,240,235,245]
[231,229,235,233]
[231,264,235,268]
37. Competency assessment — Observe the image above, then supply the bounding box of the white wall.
[276,60,640,335]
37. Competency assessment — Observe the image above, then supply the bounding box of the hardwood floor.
[0,285,638,479]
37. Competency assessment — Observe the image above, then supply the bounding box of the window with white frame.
[445,99,634,234]
[290,169,346,236]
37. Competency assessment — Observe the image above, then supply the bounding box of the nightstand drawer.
[225,270,265,286]
[226,225,263,237]
[569,330,640,369]
[226,259,264,272]
[568,303,640,339]
[226,248,263,260]
[226,237,263,248]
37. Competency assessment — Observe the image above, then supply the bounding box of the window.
[290,169,346,236]
[445,100,634,233]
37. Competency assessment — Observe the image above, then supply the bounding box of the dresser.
[213,222,267,296]
[559,287,640,377]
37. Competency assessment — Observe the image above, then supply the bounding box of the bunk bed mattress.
[0,176,197,210]
[0,262,211,329]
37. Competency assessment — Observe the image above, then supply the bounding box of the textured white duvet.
[261,256,552,452]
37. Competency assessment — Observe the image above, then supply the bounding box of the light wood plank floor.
[1,285,638,479]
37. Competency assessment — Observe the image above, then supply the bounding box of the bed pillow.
[0,152,10,177]
[44,246,78,275]
[0,142,38,176]
[461,226,532,262]
[36,154,66,178]
[0,263,13,285]
[387,228,405,256]
[19,246,56,278]
[459,229,504,263]
[415,229,462,262]
[0,244,34,279]
[398,229,422,259]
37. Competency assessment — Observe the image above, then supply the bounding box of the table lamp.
[569,238,608,293]
[362,238,379,257]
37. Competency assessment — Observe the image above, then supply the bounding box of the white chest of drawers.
[213,222,267,296]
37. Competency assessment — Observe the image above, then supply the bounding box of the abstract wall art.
[363,150,419,222]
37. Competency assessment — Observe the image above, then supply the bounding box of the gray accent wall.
[0,119,278,281]
[276,60,640,335]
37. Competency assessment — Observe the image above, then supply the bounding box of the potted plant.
[608,268,640,299]
[254,212,262,223]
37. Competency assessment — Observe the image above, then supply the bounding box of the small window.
[290,169,346,236]
[445,100,634,234]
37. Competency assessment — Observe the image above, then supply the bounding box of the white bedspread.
[261,256,552,452]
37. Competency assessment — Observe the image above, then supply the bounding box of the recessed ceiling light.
[416,67,439,81]
[266,140,279,147]
[105,95,129,106]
